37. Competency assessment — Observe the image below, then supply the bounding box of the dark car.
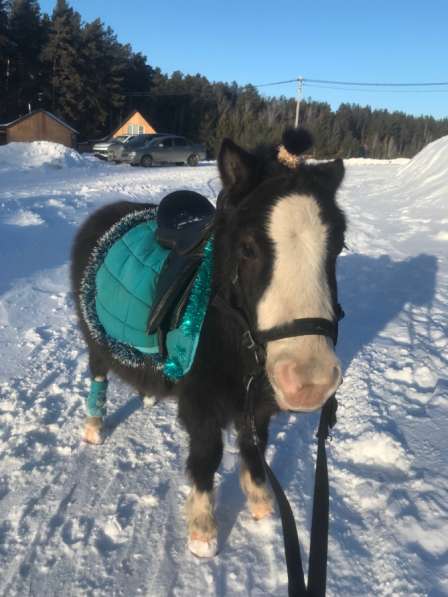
[115,135,206,167]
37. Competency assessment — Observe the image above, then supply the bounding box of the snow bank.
[0,140,90,172]
[345,157,410,166]
[4,209,45,226]
[396,134,448,215]
[398,134,448,185]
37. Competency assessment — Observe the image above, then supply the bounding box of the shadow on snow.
[337,252,438,371]
[0,205,76,295]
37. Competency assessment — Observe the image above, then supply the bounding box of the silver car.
[107,134,162,163]
[92,135,133,159]
[118,135,206,167]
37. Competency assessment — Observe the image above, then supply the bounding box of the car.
[107,133,164,163]
[92,135,134,159]
[116,135,206,167]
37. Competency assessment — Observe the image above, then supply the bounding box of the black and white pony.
[71,129,346,558]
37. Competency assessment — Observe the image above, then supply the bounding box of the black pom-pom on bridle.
[277,128,313,168]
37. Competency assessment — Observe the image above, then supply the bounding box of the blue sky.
[39,0,448,119]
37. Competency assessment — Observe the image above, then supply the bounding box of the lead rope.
[246,374,337,597]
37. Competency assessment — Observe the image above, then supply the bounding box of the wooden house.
[0,110,78,148]
[111,110,156,138]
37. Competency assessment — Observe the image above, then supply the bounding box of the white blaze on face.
[258,194,333,327]
[257,194,341,411]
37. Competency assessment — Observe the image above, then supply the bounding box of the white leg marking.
[185,488,217,557]
[240,466,273,520]
[83,416,104,445]
[142,395,156,408]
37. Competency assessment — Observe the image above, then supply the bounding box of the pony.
[71,128,346,558]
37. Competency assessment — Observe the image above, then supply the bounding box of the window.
[128,136,147,147]
[127,124,144,135]
[155,138,172,148]
[174,138,187,147]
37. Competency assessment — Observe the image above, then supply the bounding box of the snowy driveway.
[0,146,447,596]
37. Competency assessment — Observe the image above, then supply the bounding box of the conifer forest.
[1,0,448,158]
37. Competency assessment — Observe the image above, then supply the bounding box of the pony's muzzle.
[269,351,342,412]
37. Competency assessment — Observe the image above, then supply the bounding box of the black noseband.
[257,317,338,346]
[213,292,344,379]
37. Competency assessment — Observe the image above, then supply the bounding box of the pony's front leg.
[184,419,223,557]
[83,350,109,444]
[83,377,108,444]
[237,411,273,520]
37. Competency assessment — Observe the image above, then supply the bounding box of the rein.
[212,292,343,597]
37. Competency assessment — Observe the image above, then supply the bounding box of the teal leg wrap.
[86,379,108,417]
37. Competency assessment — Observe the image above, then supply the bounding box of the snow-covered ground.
[0,140,447,596]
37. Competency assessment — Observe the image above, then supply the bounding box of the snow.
[396,134,448,227]
[3,209,45,227]
[0,140,447,596]
[0,140,93,173]
[345,157,410,166]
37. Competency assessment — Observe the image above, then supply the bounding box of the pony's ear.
[218,139,258,196]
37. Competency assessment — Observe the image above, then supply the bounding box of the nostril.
[332,365,342,388]
[332,366,340,382]
[273,360,303,395]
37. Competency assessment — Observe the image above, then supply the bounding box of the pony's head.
[215,129,346,412]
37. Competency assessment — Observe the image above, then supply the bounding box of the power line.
[125,78,448,98]
[254,77,448,90]
[254,78,298,88]
[305,83,448,94]
[306,78,448,87]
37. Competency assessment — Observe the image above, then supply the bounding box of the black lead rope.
[246,374,337,597]
[212,293,340,597]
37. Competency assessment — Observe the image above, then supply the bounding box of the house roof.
[110,110,154,137]
[0,110,78,134]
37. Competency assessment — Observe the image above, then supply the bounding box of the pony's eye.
[239,240,257,260]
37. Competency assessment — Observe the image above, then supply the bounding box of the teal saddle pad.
[79,208,213,381]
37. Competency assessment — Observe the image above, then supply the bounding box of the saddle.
[147,191,215,351]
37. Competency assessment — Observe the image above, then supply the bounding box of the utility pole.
[294,77,304,127]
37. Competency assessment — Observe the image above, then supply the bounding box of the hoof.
[83,416,104,445]
[249,499,274,520]
[185,488,217,557]
[240,467,273,520]
[188,535,218,558]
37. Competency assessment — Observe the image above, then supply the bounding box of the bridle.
[213,260,343,375]
[212,264,344,597]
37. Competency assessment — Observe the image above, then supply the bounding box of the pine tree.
[0,0,10,120]
[121,51,154,115]
[78,19,127,138]
[41,0,83,125]
[6,0,46,119]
